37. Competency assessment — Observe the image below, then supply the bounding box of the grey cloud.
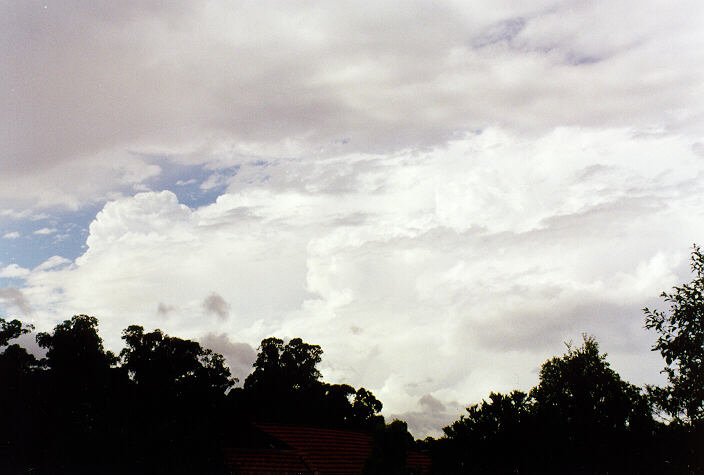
[471,17,526,48]
[419,394,445,413]
[468,300,643,353]
[391,396,465,438]
[0,287,33,316]
[203,292,230,320]
[200,332,256,383]
[3,1,702,209]
[156,302,175,316]
[13,331,47,360]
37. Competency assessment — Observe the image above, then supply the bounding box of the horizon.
[2,1,703,438]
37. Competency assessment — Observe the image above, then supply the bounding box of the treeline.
[1,246,703,474]
[421,335,701,474]
[0,319,395,474]
[418,246,704,474]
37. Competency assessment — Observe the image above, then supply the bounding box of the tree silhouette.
[234,336,383,430]
[0,323,42,474]
[530,335,651,472]
[0,317,33,346]
[244,336,322,393]
[33,315,123,473]
[441,391,530,473]
[645,244,704,425]
[120,325,234,474]
[365,419,414,474]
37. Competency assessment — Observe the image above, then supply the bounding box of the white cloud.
[33,228,57,235]
[14,127,704,436]
[34,256,71,271]
[0,264,30,278]
[3,231,20,239]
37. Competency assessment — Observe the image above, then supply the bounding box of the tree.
[0,321,41,474]
[0,317,33,346]
[236,336,383,429]
[34,315,123,473]
[442,391,531,473]
[530,335,650,472]
[120,325,234,397]
[244,337,323,393]
[644,244,704,425]
[364,419,414,475]
[120,325,234,474]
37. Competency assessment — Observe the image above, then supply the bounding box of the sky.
[1,0,704,437]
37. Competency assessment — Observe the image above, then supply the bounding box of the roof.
[224,448,312,474]
[256,424,371,474]
[224,423,431,474]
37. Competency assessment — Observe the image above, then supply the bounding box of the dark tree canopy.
[0,317,33,346]
[244,336,322,392]
[233,336,383,430]
[441,390,530,474]
[530,334,648,433]
[36,314,116,374]
[364,419,414,475]
[121,325,234,397]
[645,244,704,425]
[435,335,655,474]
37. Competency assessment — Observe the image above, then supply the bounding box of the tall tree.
[35,315,122,473]
[120,325,234,474]
[644,244,704,425]
[237,336,383,429]
[530,335,650,472]
[121,325,234,397]
[244,337,323,393]
[0,318,41,474]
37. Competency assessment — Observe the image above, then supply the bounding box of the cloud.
[33,228,57,235]
[3,231,20,239]
[34,256,71,271]
[0,287,33,316]
[0,264,30,278]
[10,127,703,436]
[157,302,175,316]
[203,293,230,321]
[4,2,704,437]
[391,394,466,438]
[2,1,702,210]
[200,332,257,383]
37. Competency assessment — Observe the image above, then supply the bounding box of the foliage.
[442,391,530,473]
[244,336,322,392]
[121,325,234,397]
[645,244,704,425]
[0,317,33,346]
[237,336,383,430]
[531,335,648,432]
[365,419,414,475]
[530,335,652,472]
[437,335,655,474]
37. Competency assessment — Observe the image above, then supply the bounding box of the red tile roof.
[224,423,431,474]
[256,424,371,474]
[224,448,312,474]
